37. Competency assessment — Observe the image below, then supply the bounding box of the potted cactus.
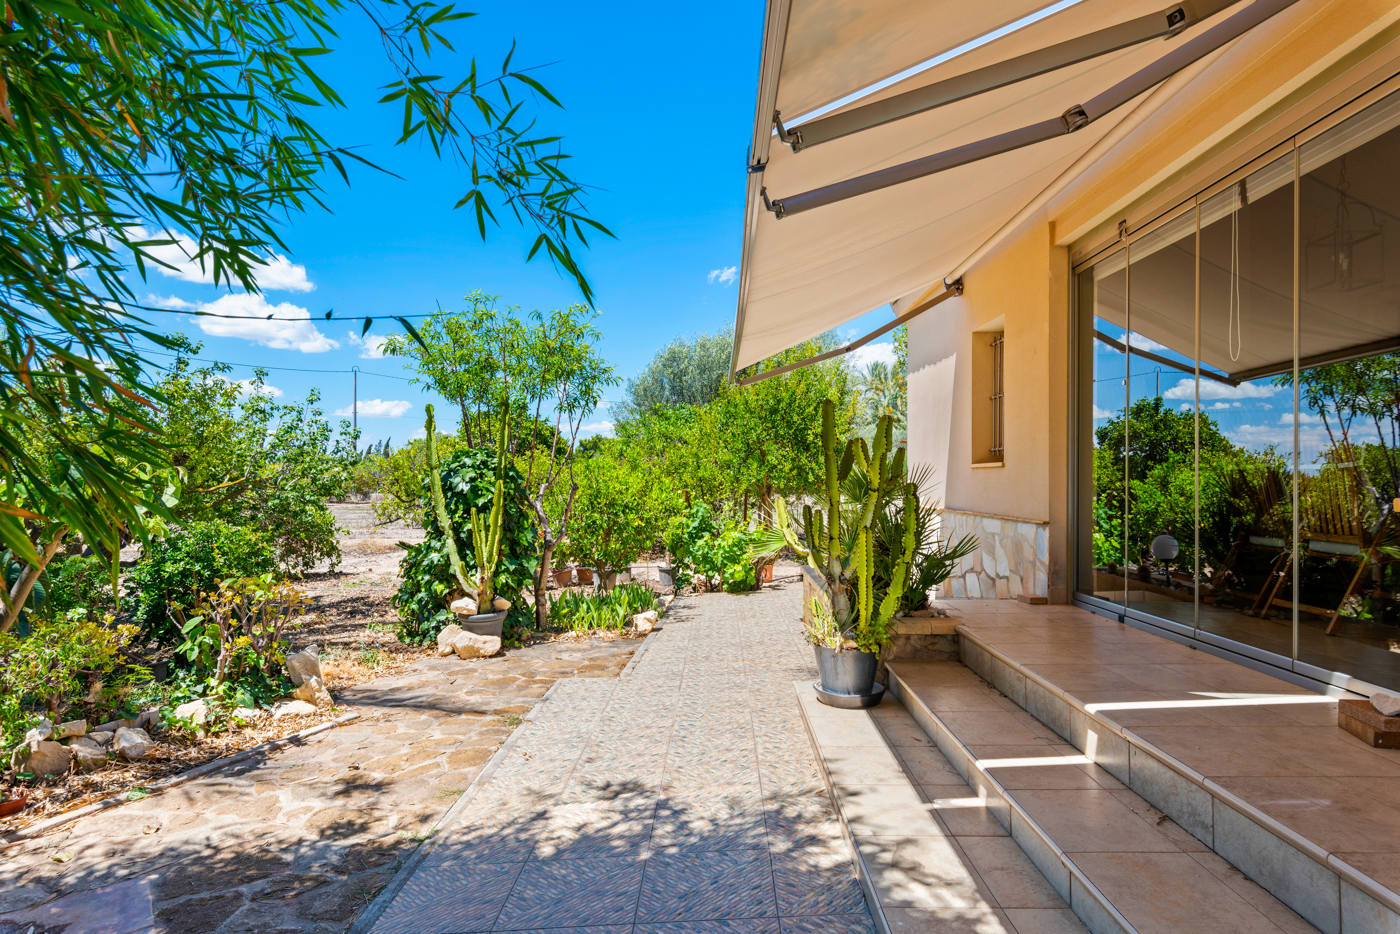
[762,400,917,706]
[425,404,511,638]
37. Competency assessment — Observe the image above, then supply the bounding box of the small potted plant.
[761,401,917,706]
[424,404,511,638]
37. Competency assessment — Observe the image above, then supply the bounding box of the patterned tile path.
[365,583,876,934]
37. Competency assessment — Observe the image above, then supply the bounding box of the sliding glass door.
[1076,87,1400,692]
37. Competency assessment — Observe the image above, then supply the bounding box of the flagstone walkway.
[363,584,875,934]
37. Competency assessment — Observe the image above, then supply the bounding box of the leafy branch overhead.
[367,3,614,302]
[0,0,605,565]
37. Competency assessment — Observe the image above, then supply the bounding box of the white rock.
[271,700,318,718]
[232,707,261,722]
[86,731,115,752]
[286,645,323,686]
[453,632,501,659]
[293,675,332,707]
[437,623,467,655]
[449,597,478,616]
[56,719,86,739]
[69,737,107,772]
[136,709,161,729]
[174,699,211,726]
[112,727,153,760]
[491,597,511,611]
[18,740,70,777]
[1371,690,1400,718]
[632,610,660,635]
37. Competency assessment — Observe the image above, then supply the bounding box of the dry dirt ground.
[0,506,643,934]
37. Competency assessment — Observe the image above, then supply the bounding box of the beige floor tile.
[957,837,1066,909]
[1214,776,1400,854]
[931,797,1009,837]
[1012,790,1179,854]
[937,711,1046,747]
[1187,848,1321,934]
[821,744,911,785]
[1232,727,1400,778]
[895,745,966,785]
[1127,727,1324,779]
[834,783,942,837]
[1101,664,1229,693]
[880,906,1018,933]
[967,745,1104,792]
[876,717,940,749]
[1017,665,1144,693]
[1001,908,1089,934]
[854,835,997,909]
[1072,851,1289,934]
[1332,852,1400,894]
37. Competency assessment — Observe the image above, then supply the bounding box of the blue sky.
[130,0,899,448]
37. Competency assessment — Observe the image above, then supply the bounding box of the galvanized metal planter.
[812,644,884,707]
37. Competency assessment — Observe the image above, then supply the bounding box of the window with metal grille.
[971,328,1005,466]
[990,333,1004,458]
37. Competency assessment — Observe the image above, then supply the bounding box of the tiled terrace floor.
[946,600,1400,904]
[365,584,875,934]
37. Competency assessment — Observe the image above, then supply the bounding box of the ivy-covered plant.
[393,447,538,646]
[125,520,279,646]
[664,503,718,590]
[691,525,765,593]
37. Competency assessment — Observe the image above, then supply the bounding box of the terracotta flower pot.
[576,568,595,585]
[551,567,574,588]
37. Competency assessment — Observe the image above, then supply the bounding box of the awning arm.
[765,0,1300,219]
[777,0,1231,153]
[1093,330,1240,387]
[733,282,962,387]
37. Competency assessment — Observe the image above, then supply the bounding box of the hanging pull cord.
[1228,183,1244,363]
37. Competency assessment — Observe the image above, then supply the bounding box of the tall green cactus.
[469,414,510,607]
[769,399,918,652]
[424,404,472,595]
[424,403,511,610]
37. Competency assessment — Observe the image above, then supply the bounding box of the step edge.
[952,626,1400,921]
[885,670,1140,934]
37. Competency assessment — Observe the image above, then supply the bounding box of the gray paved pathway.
[366,584,876,934]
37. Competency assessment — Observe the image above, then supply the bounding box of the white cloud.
[1162,378,1282,402]
[1126,333,1167,353]
[581,420,615,437]
[1093,405,1114,420]
[1179,403,1191,412]
[347,332,390,359]
[131,227,314,292]
[195,293,339,353]
[849,343,897,370]
[218,376,283,398]
[334,398,411,419]
[707,266,737,285]
[147,293,195,310]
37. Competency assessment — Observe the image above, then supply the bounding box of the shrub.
[691,525,764,593]
[125,520,278,646]
[664,503,718,590]
[0,611,142,747]
[170,575,309,708]
[40,553,118,623]
[548,581,656,632]
[559,442,679,576]
[394,447,538,646]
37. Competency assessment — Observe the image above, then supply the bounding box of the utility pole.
[352,366,359,433]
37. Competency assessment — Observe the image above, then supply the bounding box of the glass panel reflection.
[1088,264,1128,606]
[1193,155,1297,660]
[1294,98,1400,688]
[1122,212,1200,625]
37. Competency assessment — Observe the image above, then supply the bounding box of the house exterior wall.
[907,221,1070,602]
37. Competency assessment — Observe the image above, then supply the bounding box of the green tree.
[852,360,907,443]
[558,441,679,577]
[0,0,604,599]
[719,336,857,523]
[612,327,734,421]
[155,355,359,573]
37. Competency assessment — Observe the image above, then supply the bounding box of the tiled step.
[888,659,1331,934]
[793,681,1091,934]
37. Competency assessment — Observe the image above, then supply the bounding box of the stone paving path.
[364,584,876,934]
[0,638,635,934]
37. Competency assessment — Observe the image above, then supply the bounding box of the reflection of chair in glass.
[1211,464,1289,613]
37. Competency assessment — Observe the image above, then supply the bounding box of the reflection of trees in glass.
[1093,397,1281,576]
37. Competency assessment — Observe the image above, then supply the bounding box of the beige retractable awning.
[732,0,1256,372]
